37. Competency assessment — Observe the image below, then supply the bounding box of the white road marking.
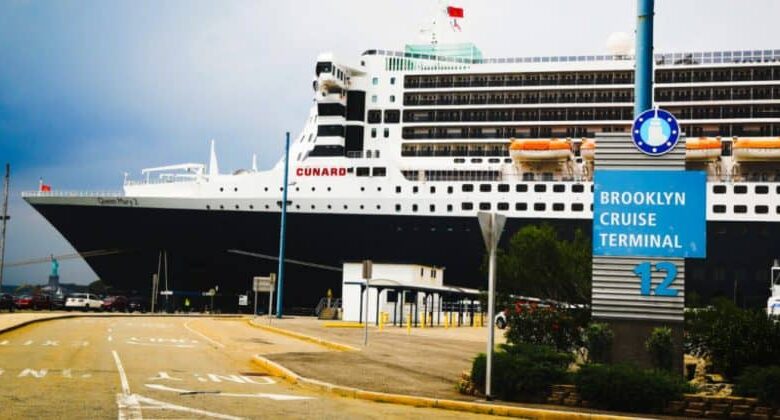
[108,335,113,342]
[18,368,47,378]
[0,340,8,345]
[126,340,195,349]
[113,351,243,419]
[0,368,4,376]
[144,384,312,401]
[239,375,275,385]
[23,340,33,346]
[112,350,131,395]
[62,369,72,378]
[42,340,59,346]
[132,394,243,419]
[148,371,183,381]
[183,320,226,348]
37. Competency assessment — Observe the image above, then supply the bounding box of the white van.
[65,293,103,311]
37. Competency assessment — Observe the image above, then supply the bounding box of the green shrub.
[471,343,572,402]
[575,364,692,414]
[646,326,674,371]
[685,299,780,378]
[505,303,589,353]
[734,365,780,407]
[583,322,613,364]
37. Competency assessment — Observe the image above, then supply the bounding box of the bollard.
[379,311,384,331]
[406,314,411,334]
[444,312,449,329]
[420,312,426,328]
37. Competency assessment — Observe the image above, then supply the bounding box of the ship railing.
[363,48,780,66]
[21,191,124,198]
[124,177,199,186]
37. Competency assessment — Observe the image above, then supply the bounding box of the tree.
[88,279,110,296]
[493,224,591,304]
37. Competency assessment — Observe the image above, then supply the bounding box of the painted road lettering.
[149,371,274,385]
[126,337,199,348]
[18,369,47,378]
[0,339,89,347]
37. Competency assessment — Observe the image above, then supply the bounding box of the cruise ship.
[23,17,780,309]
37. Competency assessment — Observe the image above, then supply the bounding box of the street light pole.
[0,163,9,292]
[275,132,290,318]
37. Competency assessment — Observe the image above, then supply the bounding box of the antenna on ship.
[208,139,219,177]
[252,153,258,172]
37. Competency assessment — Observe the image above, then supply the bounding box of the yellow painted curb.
[246,319,359,352]
[322,321,364,328]
[251,355,640,420]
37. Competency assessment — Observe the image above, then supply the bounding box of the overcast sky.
[0,0,777,286]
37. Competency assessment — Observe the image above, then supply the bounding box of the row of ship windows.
[202,202,780,215]
[713,185,780,194]
[218,184,779,196]
[398,183,590,194]
[202,202,586,212]
[713,205,780,215]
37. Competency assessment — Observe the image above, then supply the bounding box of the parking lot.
[0,315,500,419]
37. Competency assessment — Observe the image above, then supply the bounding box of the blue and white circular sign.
[631,108,680,156]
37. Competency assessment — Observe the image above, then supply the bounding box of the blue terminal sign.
[593,170,706,258]
[631,108,681,156]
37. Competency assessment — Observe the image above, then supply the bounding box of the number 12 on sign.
[633,262,679,297]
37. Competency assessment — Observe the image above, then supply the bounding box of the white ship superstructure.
[23,17,780,309]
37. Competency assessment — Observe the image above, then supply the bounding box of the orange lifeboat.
[733,137,780,161]
[686,137,721,161]
[580,139,595,161]
[509,138,571,162]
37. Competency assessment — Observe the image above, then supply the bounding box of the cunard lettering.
[296,167,347,176]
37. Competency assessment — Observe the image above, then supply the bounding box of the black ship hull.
[30,204,780,311]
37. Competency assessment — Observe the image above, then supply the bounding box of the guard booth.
[341,262,482,326]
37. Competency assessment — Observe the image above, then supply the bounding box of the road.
[0,316,499,419]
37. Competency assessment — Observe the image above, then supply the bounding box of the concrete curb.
[251,354,641,420]
[246,319,359,352]
[0,314,83,335]
[0,313,244,336]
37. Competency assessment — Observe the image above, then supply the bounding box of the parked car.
[127,297,148,313]
[14,295,34,310]
[495,310,507,329]
[101,296,128,312]
[0,294,14,312]
[65,293,103,311]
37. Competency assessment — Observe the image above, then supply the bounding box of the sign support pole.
[275,132,290,318]
[486,218,497,400]
[477,212,505,400]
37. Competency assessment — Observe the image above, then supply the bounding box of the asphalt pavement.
[0,315,500,419]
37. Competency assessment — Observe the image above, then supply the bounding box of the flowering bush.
[504,302,588,353]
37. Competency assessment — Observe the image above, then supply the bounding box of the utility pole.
[0,164,9,292]
[275,132,290,318]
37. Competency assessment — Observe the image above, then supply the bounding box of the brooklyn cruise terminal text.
[597,191,686,250]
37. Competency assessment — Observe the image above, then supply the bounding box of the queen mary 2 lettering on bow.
[593,170,706,258]
[295,167,347,176]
